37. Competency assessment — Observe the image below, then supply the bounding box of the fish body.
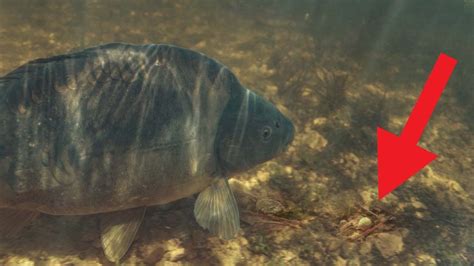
[1,43,229,215]
[0,43,294,262]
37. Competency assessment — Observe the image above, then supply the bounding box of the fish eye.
[261,126,272,142]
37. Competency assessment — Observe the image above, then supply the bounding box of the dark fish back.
[0,43,232,213]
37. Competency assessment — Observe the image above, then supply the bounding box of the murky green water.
[0,0,473,265]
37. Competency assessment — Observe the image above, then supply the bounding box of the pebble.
[256,198,284,214]
[256,170,270,182]
[265,85,279,95]
[347,232,361,241]
[312,117,327,126]
[415,253,436,264]
[140,245,165,264]
[302,131,328,151]
[414,211,425,219]
[448,180,464,193]
[359,241,372,256]
[327,239,343,252]
[347,258,361,266]
[341,242,357,258]
[411,200,427,209]
[278,250,297,262]
[313,251,323,261]
[18,104,27,114]
[357,217,372,230]
[371,232,404,258]
[332,256,347,265]
[165,248,186,262]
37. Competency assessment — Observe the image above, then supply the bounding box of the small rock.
[332,255,347,266]
[140,245,165,264]
[265,85,279,95]
[414,211,426,219]
[357,217,372,230]
[284,166,293,174]
[312,117,327,126]
[336,153,360,179]
[416,253,436,264]
[194,41,206,49]
[448,180,464,193]
[313,251,323,261]
[256,170,270,182]
[359,190,377,208]
[256,198,284,214]
[327,239,343,252]
[341,242,357,258]
[398,228,410,238]
[371,232,404,258]
[18,104,27,114]
[359,241,372,256]
[347,232,361,241]
[278,250,297,262]
[411,199,427,209]
[301,130,328,151]
[165,248,186,262]
[347,257,361,266]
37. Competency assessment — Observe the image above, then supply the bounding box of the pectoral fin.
[0,208,39,238]
[194,178,240,239]
[99,207,146,262]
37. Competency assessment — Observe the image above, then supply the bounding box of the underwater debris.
[337,204,395,241]
[240,196,303,231]
[230,181,304,231]
[256,198,285,215]
[242,210,302,230]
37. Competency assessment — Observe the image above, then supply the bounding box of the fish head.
[216,87,294,175]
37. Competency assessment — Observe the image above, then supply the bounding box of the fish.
[0,43,294,262]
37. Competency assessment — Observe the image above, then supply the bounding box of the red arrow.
[377,53,457,199]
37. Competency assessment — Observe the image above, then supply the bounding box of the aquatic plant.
[313,68,349,114]
[349,91,389,154]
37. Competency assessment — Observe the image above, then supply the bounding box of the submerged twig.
[355,217,390,240]
[242,210,302,229]
[355,203,380,218]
